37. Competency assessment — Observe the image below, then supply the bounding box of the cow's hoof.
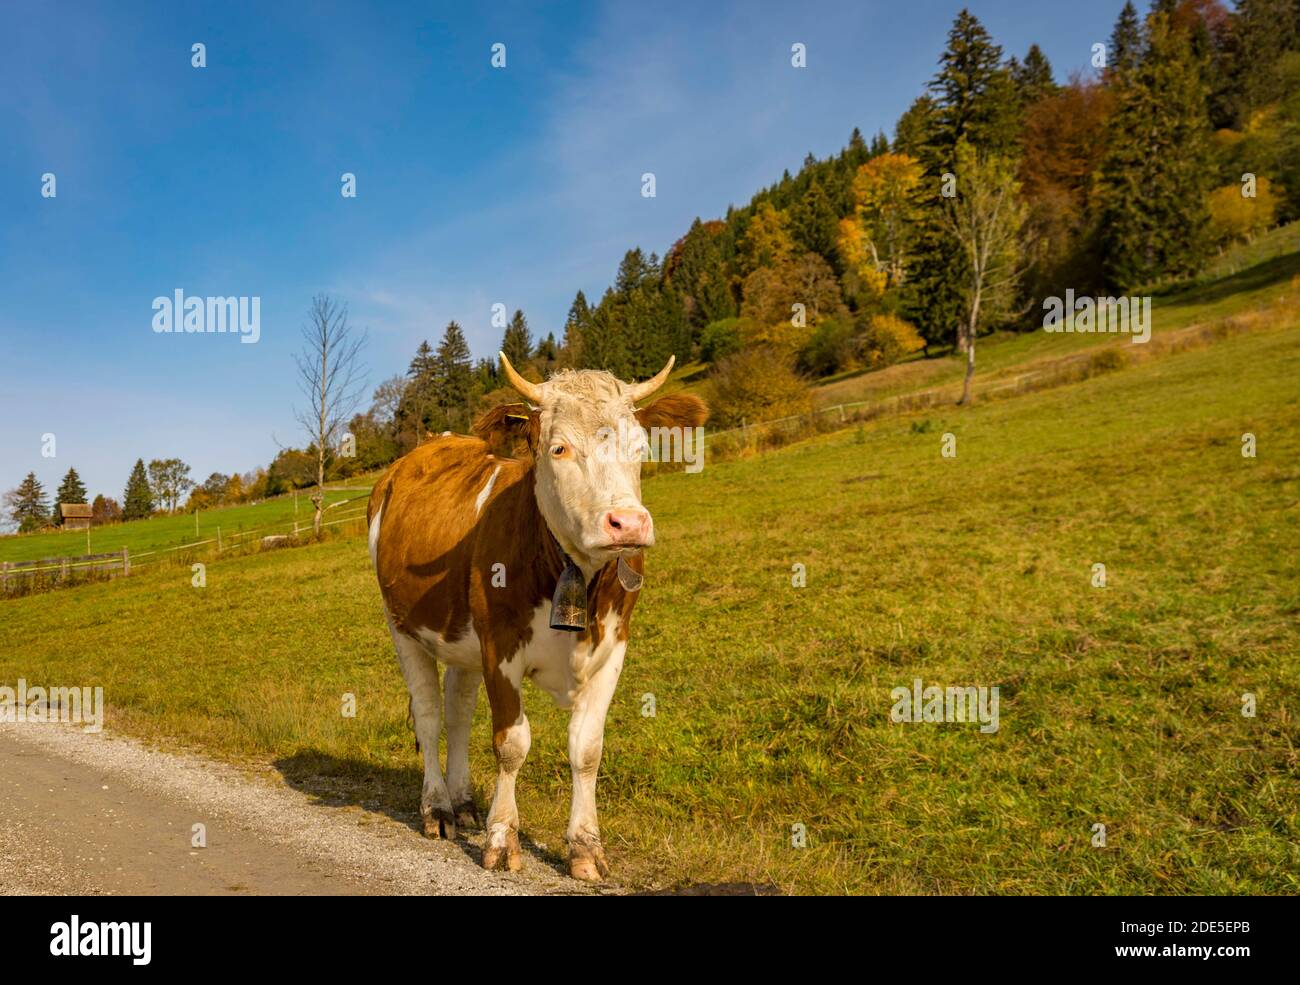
[453,800,481,832]
[483,829,522,872]
[568,843,609,882]
[422,808,458,841]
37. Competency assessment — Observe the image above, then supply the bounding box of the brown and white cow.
[367,353,706,881]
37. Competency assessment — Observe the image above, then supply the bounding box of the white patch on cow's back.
[368,502,383,569]
[475,465,502,516]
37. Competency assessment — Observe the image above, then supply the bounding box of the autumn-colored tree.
[1207,176,1280,242]
[1019,77,1115,296]
[860,314,927,368]
[705,348,812,429]
[90,494,122,526]
[738,201,795,273]
[843,152,923,289]
[739,252,843,354]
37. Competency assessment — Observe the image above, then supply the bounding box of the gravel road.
[0,723,590,896]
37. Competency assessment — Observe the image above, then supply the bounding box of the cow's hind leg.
[390,625,458,840]
[482,663,528,872]
[443,666,482,830]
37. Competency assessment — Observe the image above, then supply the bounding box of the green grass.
[0,478,375,565]
[3,287,1296,894]
[811,220,1300,410]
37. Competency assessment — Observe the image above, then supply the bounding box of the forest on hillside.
[11,0,1297,527]
[345,0,1297,453]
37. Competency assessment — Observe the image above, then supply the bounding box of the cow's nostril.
[604,510,650,545]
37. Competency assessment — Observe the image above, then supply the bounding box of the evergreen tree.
[1013,44,1057,104]
[53,467,88,523]
[534,331,558,362]
[1097,10,1213,289]
[893,95,939,159]
[791,178,839,259]
[397,339,440,437]
[407,339,437,379]
[7,472,50,533]
[435,321,473,431]
[562,290,592,366]
[1223,0,1300,123]
[501,309,533,367]
[930,9,1020,156]
[1109,2,1144,77]
[122,458,154,520]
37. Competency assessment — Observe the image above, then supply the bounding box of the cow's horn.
[627,355,675,403]
[499,351,544,404]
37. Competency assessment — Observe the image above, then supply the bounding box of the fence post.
[838,404,846,424]
[121,546,130,576]
[2,561,8,593]
[61,558,69,581]
[217,527,222,552]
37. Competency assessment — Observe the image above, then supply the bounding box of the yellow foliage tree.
[739,201,795,272]
[861,314,926,367]
[846,152,923,287]
[739,252,843,355]
[837,217,889,301]
[705,348,812,428]
[1207,177,1279,245]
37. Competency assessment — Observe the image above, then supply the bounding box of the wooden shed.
[60,503,93,530]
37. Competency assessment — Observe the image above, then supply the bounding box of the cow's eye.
[551,443,568,458]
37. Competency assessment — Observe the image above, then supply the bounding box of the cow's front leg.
[483,659,529,872]
[566,646,625,881]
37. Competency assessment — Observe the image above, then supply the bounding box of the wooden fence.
[1,547,130,591]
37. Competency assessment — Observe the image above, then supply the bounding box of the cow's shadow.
[272,751,568,877]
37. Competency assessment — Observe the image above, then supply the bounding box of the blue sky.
[0,0,1128,504]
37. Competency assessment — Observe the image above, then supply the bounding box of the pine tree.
[1013,44,1057,104]
[122,458,154,520]
[407,340,436,379]
[501,310,533,367]
[435,321,473,431]
[7,472,50,532]
[905,10,1023,348]
[53,467,89,523]
[1109,2,1144,77]
[930,9,1020,156]
[1224,0,1300,123]
[1097,10,1213,289]
[791,178,839,259]
[562,290,592,366]
[893,95,939,159]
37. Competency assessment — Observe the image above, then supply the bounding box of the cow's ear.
[473,403,539,451]
[636,393,708,430]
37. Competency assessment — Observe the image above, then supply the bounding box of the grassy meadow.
[2,268,1297,893]
[0,479,374,566]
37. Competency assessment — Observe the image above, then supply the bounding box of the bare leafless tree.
[293,295,367,534]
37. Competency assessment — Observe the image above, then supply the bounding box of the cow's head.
[476,353,707,570]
